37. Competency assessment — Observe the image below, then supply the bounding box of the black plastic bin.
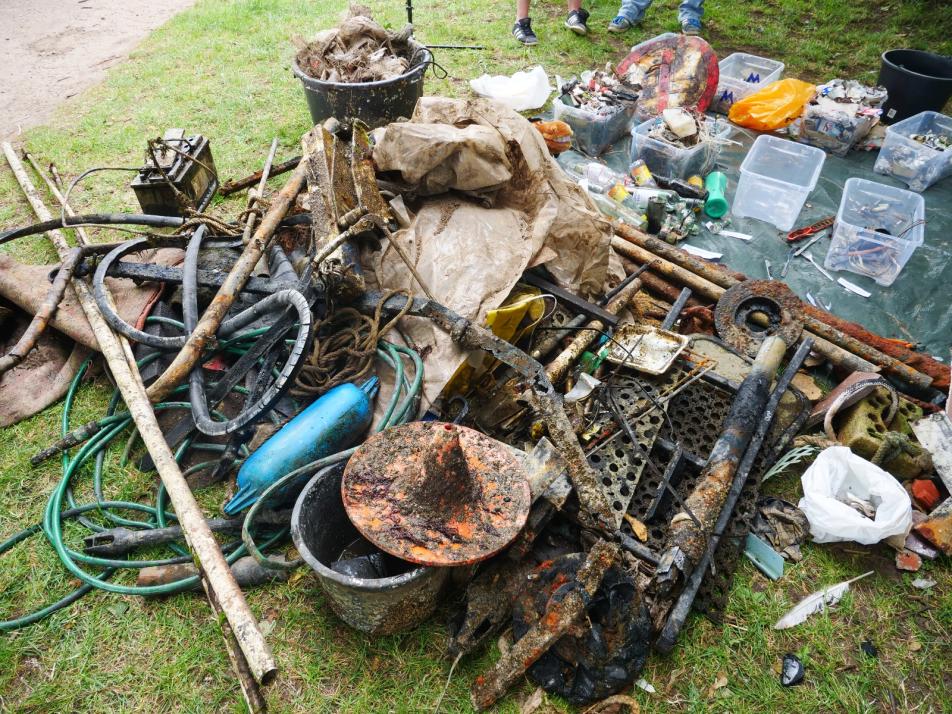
[878,49,952,124]
[292,42,431,129]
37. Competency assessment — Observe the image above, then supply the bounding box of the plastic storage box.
[629,116,731,179]
[710,53,784,115]
[553,98,638,157]
[732,135,826,231]
[824,178,925,286]
[873,111,952,192]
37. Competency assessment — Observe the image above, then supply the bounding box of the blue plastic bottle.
[224,379,377,514]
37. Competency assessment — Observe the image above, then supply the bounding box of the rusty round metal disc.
[341,422,532,567]
[714,280,804,358]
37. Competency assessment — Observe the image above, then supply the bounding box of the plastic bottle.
[704,171,729,218]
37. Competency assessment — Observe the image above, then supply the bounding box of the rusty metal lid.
[714,280,804,358]
[341,422,532,567]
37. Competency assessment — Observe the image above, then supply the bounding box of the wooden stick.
[145,158,308,402]
[3,143,277,698]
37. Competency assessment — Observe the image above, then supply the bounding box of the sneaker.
[681,18,702,35]
[565,8,590,35]
[608,15,638,33]
[513,17,539,45]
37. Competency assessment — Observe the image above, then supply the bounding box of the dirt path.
[0,0,196,140]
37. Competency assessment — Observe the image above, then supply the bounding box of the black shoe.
[565,8,590,35]
[513,17,539,45]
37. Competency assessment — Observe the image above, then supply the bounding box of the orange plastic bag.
[728,78,816,131]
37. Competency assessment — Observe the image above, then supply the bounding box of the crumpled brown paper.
[366,97,617,409]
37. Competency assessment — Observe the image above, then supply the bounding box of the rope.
[292,289,413,397]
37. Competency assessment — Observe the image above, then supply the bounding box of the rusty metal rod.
[656,337,815,652]
[613,225,932,390]
[654,335,788,597]
[470,540,619,710]
[146,158,309,402]
[611,237,880,376]
[0,246,81,375]
[220,155,302,195]
[3,143,277,700]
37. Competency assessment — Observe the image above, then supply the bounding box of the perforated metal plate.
[586,365,690,528]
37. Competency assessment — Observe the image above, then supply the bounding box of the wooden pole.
[3,143,277,700]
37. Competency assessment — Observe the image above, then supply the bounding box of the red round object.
[341,422,532,567]
[615,34,720,117]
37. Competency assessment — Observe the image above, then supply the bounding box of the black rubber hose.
[0,214,184,246]
[0,212,313,246]
[183,228,313,437]
[92,232,313,351]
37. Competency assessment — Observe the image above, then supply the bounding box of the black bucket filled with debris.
[291,463,448,636]
[878,49,952,124]
[292,9,431,129]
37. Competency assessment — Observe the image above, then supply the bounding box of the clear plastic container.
[553,98,638,157]
[710,53,784,115]
[629,116,731,179]
[824,178,925,286]
[732,135,826,231]
[873,111,952,192]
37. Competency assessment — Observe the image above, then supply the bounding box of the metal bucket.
[292,42,431,129]
[291,462,448,635]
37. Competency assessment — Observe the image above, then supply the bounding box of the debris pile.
[0,23,950,714]
[294,7,416,83]
[790,78,888,156]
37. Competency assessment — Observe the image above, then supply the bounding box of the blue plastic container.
[224,380,377,514]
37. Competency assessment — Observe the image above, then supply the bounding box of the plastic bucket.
[291,462,448,636]
[878,49,952,124]
[292,42,431,129]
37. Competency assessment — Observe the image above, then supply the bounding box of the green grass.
[1,0,951,711]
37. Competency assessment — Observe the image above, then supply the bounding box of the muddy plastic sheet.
[596,124,952,360]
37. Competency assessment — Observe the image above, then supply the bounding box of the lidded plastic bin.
[824,178,925,287]
[553,98,638,156]
[732,135,826,231]
[710,53,784,115]
[873,111,952,192]
[629,116,731,179]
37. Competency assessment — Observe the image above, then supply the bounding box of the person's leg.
[614,0,653,24]
[512,0,538,44]
[564,0,589,35]
[679,0,704,32]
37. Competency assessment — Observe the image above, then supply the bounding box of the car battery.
[130,128,217,216]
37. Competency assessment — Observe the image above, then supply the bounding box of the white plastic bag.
[798,446,911,545]
[469,66,553,112]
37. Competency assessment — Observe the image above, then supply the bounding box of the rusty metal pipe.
[613,225,933,390]
[611,237,879,375]
[146,158,308,402]
[654,335,788,595]
[544,276,643,386]
[655,337,815,652]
